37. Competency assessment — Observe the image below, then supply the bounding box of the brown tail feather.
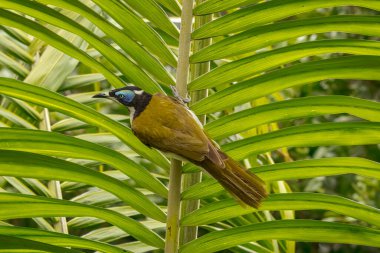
[196,153,267,208]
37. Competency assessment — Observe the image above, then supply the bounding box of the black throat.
[133,92,152,119]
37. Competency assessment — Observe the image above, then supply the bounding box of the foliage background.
[0,0,379,253]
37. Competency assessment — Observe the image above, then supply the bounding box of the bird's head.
[93,86,149,106]
[93,86,152,118]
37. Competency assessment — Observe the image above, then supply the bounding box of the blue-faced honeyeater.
[94,86,267,208]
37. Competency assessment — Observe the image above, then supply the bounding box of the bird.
[93,86,267,208]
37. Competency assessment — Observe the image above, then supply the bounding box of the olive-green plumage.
[94,87,267,208]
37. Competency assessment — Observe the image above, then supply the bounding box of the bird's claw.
[182,97,191,103]
[170,85,191,104]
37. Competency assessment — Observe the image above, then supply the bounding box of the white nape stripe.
[128,106,136,124]
[134,90,144,95]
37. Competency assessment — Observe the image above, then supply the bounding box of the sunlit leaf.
[0,0,163,93]
[0,128,167,196]
[36,0,175,86]
[0,192,164,248]
[191,15,380,61]
[194,0,260,15]
[179,220,380,253]
[0,9,125,88]
[0,51,29,77]
[191,56,380,113]
[121,0,179,39]
[155,0,181,16]
[189,39,380,90]
[0,234,82,253]
[182,157,380,198]
[0,78,170,169]
[225,122,380,160]
[182,193,380,226]
[0,150,166,221]
[0,33,33,63]
[91,0,177,67]
[206,96,380,139]
[0,226,128,253]
[193,0,380,37]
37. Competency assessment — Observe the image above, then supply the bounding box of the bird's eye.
[115,90,135,103]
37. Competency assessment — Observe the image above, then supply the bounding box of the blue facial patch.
[115,90,135,103]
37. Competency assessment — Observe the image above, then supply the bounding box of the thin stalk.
[174,0,193,97]
[165,159,183,253]
[94,80,104,172]
[180,0,211,245]
[266,153,295,253]
[165,1,193,252]
[43,108,68,234]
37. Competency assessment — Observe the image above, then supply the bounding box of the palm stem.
[42,108,68,234]
[180,0,212,244]
[165,0,194,252]
[165,159,183,253]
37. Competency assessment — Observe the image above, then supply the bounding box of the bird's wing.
[132,94,223,165]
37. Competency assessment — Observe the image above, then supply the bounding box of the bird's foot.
[170,85,191,104]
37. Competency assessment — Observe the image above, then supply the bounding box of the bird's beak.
[92,93,109,98]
